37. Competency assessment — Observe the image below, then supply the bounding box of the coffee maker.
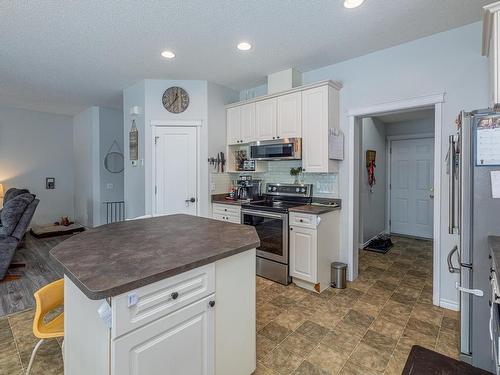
[236,176,261,201]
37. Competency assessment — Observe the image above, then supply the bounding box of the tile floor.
[254,236,460,375]
[0,236,459,375]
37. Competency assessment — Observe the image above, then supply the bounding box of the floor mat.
[402,345,492,374]
[364,235,393,254]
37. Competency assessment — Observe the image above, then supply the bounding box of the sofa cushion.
[0,235,19,280]
[0,193,35,237]
[3,188,30,205]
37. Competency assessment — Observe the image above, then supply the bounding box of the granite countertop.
[50,214,259,300]
[489,236,500,289]
[211,193,243,206]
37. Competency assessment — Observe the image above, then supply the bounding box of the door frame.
[347,93,444,306]
[151,120,202,217]
[386,133,435,237]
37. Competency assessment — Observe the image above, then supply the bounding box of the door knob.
[185,197,196,203]
[171,292,179,300]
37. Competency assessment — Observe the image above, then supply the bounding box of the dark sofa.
[0,188,39,279]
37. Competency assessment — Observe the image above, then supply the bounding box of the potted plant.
[290,167,303,184]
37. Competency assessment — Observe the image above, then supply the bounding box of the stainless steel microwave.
[249,138,302,161]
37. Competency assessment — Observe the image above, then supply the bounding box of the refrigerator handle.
[448,135,455,234]
[447,245,460,273]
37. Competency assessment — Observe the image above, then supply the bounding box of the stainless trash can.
[331,262,347,289]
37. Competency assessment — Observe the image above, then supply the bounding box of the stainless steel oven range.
[241,183,313,285]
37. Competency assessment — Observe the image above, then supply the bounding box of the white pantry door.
[154,126,197,216]
[390,138,434,238]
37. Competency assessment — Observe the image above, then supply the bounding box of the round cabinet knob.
[301,188,306,193]
[272,137,276,140]
[209,300,216,307]
[171,292,179,300]
[272,187,277,191]
[300,219,304,222]
[296,188,300,192]
[290,227,293,231]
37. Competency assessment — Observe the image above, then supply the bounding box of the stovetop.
[241,183,314,213]
[241,199,310,213]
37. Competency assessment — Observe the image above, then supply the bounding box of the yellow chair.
[26,278,64,375]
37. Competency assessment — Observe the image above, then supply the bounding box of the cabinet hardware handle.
[277,136,280,139]
[273,137,275,139]
[224,208,227,211]
[290,227,293,231]
[209,300,216,307]
[300,219,304,222]
[171,292,179,300]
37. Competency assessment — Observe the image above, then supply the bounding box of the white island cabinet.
[50,214,258,375]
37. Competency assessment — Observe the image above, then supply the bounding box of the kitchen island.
[50,214,259,375]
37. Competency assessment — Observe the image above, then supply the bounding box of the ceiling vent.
[267,68,302,94]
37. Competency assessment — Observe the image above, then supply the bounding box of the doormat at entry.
[364,235,393,254]
[402,345,491,374]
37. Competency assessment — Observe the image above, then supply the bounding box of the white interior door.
[155,126,197,216]
[390,137,434,238]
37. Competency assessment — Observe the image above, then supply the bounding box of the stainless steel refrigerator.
[448,109,500,372]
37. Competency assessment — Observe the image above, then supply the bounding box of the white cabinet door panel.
[289,226,317,283]
[227,107,241,145]
[112,295,215,375]
[390,138,434,238]
[302,86,329,173]
[240,103,256,143]
[256,98,277,141]
[277,92,302,139]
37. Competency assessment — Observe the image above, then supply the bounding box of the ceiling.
[0,0,495,115]
[373,108,435,124]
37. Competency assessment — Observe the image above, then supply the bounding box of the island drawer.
[112,263,215,338]
[289,212,318,229]
[213,213,241,224]
[213,203,241,217]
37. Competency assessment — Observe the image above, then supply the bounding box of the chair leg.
[25,339,44,375]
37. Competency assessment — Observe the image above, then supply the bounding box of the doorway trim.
[151,120,202,217]
[347,93,444,306]
[385,133,435,236]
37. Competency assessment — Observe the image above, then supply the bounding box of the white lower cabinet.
[289,226,317,284]
[212,203,241,224]
[288,211,340,293]
[112,295,215,375]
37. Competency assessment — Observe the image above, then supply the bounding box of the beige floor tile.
[259,322,292,344]
[258,334,279,360]
[361,330,397,353]
[279,332,317,359]
[351,299,381,318]
[349,343,392,372]
[369,317,404,341]
[306,344,348,374]
[380,300,412,324]
[257,303,282,325]
[293,360,330,375]
[441,316,460,331]
[340,361,382,375]
[262,346,304,374]
[274,308,309,332]
[295,321,329,344]
[389,292,417,305]
[253,362,279,375]
[405,317,439,339]
[410,303,443,327]
[270,295,297,310]
[321,328,362,355]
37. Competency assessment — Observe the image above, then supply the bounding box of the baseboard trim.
[439,298,459,311]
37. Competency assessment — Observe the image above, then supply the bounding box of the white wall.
[386,117,435,136]
[73,107,100,227]
[123,80,238,219]
[0,106,74,226]
[240,22,489,308]
[361,118,387,244]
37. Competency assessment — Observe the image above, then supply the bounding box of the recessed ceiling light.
[237,42,252,51]
[161,50,176,59]
[343,0,365,9]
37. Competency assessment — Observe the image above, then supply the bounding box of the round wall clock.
[162,86,189,113]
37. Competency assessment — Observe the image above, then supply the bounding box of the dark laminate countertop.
[489,236,500,291]
[50,214,259,300]
[211,194,243,206]
[289,198,342,215]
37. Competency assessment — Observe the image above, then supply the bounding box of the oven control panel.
[265,183,312,197]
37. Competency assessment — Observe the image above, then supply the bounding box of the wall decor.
[366,150,376,192]
[129,119,138,161]
[46,177,55,190]
[104,140,124,174]
[162,86,189,113]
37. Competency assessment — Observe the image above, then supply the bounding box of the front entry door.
[154,126,197,216]
[390,137,434,238]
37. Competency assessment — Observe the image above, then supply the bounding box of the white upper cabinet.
[302,85,339,173]
[240,103,256,143]
[256,98,277,141]
[226,107,241,145]
[484,2,500,108]
[277,92,302,139]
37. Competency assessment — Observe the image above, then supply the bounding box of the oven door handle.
[241,209,287,220]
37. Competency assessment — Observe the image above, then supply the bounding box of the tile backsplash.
[212,161,339,198]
